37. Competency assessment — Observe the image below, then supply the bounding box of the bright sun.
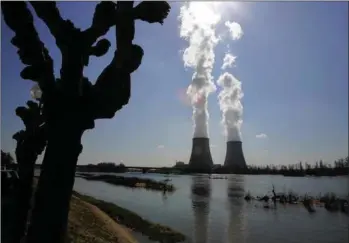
[214,2,242,18]
[186,2,243,25]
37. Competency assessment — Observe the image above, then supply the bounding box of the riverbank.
[68,194,138,243]
[2,178,185,243]
[73,191,185,243]
[1,189,138,243]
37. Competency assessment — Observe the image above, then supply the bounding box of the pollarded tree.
[10,100,47,243]
[1,1,171,242]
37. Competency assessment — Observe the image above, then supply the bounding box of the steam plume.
[221,53,237,70]
[179,3,221,138]
[217,19,244,141]
[225,21,243,40]
[217,70,244,141]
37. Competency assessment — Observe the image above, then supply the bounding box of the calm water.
[72,173,348,243]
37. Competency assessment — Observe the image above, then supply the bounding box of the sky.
[1,2,348,167]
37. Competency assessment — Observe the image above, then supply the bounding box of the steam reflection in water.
[226,175,247,243]
[191,176,211,243]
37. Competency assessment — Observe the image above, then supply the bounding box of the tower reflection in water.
[191,175,211,243]
[226,175,247,243]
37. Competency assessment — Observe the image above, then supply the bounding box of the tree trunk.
[10,152,37,243]
[25,120,84,243]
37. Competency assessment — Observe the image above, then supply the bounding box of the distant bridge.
[123,166,174,173]
[34,164,177,173]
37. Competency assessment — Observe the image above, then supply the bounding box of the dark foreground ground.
[1,180,185,243]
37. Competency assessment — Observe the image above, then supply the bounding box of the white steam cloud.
[225,21,243,40]
[217,72,244,141]
[217,22,244,142]
[222,53,237,70]
[179,3,221,138]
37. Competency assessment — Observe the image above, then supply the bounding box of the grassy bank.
[73,191,185,243]
[68,195,137,243]
[1,184,138,243]
[81,174,175,192]
[3,178,184,243]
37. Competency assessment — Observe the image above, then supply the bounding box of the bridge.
[122,166,174,173]
[34,164,179,174]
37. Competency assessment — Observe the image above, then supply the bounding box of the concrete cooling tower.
[224,141,247,170]
[189,137,214,171]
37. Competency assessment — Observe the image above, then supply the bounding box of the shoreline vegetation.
[71,157,349,177]
[68,194,138,243]
[2,178,185,243]
[7,156,347,177]
[243,190,349,215]
[78,174,175,192]
[73,191,186,243]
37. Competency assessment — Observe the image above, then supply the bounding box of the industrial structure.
[188,137,214,171]
[223,141,247,170]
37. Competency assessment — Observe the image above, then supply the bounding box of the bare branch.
[89,39,111,57]
[83,1,117,47]
[29,2,69,49]
[91,44,143,120]
[1,2,55,97]
[83,1,171,48]
[115,1,135,52]
[133,1,171,25]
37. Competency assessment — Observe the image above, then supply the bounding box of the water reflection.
[226,175,247,243]
[191,175,211,243]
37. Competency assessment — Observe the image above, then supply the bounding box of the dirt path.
[68,195,138,243]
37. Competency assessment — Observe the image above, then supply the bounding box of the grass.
[72,191,186,243]
[67,195,137,243]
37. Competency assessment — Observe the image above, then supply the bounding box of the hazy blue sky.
[1,2,348,167]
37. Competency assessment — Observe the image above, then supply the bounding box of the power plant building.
[188,137,214,171]
[223,141,247,170]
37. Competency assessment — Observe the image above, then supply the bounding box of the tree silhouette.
[10,100,46,243]
[1,1,171,242]
[1,150,15,167]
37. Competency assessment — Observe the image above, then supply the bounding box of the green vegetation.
[81,174,175,192]
[244,190,349,214]
[214,157,349,176]
[73,191,186,243]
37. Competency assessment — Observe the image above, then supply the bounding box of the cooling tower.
[189,137,214,171]
[224,141,247,170]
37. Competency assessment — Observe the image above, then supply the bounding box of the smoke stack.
[189,137,214,170]
[224,141,247,170]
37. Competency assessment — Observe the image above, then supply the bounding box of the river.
[70,173,348,243]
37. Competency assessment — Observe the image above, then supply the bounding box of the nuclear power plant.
[189,137,214,171]
[223,141,247,170]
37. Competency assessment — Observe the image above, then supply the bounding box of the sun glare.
[180,2,244,29]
